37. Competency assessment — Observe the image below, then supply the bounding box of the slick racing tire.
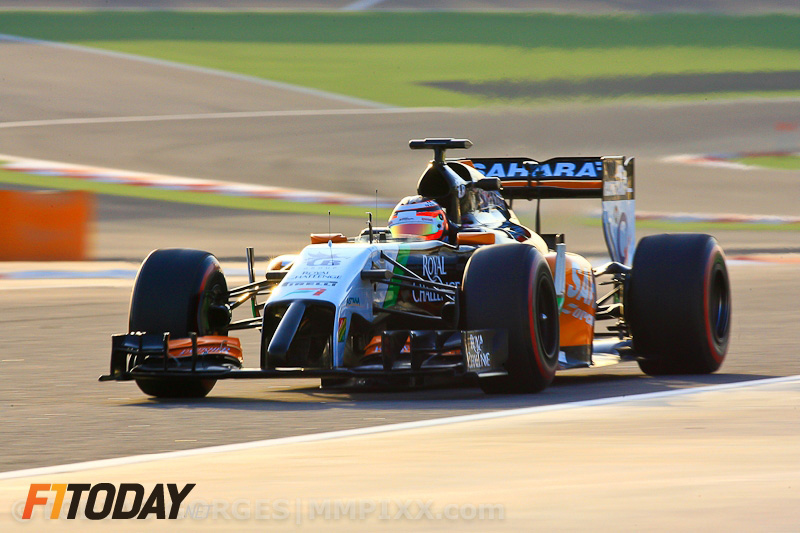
[462,243,560,393]
[626,234,731,375]
[129,249,229,398]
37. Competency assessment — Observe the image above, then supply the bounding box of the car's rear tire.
[626,234,731,375]
[129,249,229,398]
[462,244,560,393]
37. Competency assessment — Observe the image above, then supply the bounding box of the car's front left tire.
[462,243,560,393]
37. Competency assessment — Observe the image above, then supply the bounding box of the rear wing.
[466,156,633,201]
[467,156,636,265]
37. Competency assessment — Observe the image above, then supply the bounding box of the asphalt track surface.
[0,10,799,508]
[2,378,799,532]
[2,262,799,474]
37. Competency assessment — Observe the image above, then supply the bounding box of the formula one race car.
[101,138,732,397]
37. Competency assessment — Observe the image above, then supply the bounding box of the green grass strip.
[0,169,370,218]
[1,12,798,49]
[77,41,800,107]
[1,12,798,107]
[732,155,800,170]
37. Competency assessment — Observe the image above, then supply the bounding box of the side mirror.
[475,177,502,191]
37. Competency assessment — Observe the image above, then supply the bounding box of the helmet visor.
[389,222,443,239]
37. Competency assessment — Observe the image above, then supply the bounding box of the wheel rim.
[536,275,560,362]
[709,266,731,345]
[198,272,229,335]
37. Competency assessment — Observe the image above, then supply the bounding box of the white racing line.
[0,374,797,481]
[0,107,451,130]
[590,209,800,226]
[0,254,795,291]
[0,266,247,291]
[0,32,388,109]
[0,32,451,130]
[342,0,389,10]
[0,252,795,291]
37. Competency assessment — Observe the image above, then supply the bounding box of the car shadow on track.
[120,372,776,412]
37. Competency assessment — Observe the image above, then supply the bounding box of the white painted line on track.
[0,253,793,293]
[1,374,797,481]
[0,267,249,281]
[0,254,792,291]
[590,209,800,225]
[0,32,388,109]
[0,269,137,280]
[0,282,134,291]
[342,0,389,10]
[0,107,452,129]
[636,211,800,225]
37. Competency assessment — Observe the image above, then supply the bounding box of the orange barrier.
[0,190,93,260]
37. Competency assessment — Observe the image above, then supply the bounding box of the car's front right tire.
[129,248,229,398]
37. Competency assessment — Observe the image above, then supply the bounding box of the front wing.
[99,329,508,383]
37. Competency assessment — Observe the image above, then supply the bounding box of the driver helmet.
[387,196,448,241]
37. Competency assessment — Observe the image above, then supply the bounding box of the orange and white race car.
[102,138,731,398]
